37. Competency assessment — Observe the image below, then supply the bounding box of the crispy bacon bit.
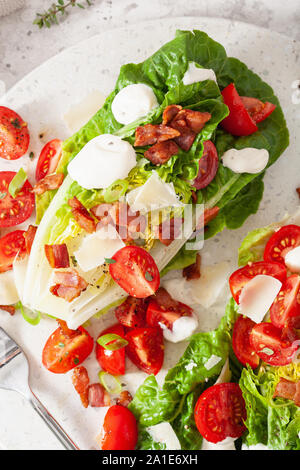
[91,203,114,227]
[23,225,37,255]
[115,297,148,328]
[0,305,16,316]
[183,253,201,281]
[72,366,90,408]
[296,187,300,199]
[144,140,179,165]
[50,268,88,302]
[88,383,111,407]
[44,243,70,269]
[134,124,180,147]
[171,121,196,152]
[116,390,133,407]
[162,105,182,125]
[157,217,183,246]
[68,196,96,233]
[33,173,64,195]
[273,378,300,406]
[114,202,146,242]
[57,319,79,338]
[196,206,220,230]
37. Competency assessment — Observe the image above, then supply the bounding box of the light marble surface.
[0,0,300,94]
[0,1,299,452]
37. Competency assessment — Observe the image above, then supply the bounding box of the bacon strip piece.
[57,319,79,338]
[174,109,212,133]
[183,253,201,280]
[33,173,64,195]
[0,305,16,316]
[72,366,90,408]
[44,243,70,269]
[144,140,179,165]
[68,196,96,233]
[134,124,180,147]
[116,390,133,407]
[91,203,115,227]
[157,217,183,246]
[162,105,182,125]
[196,206,220,230]
[296,187,300,199]
[50,268,88,302]
[23,225,37,255]
[88,383,111,407]
[273,378,300,406]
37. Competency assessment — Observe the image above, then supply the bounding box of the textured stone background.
[0,0,299,94]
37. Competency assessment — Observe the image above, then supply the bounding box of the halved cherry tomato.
[240,97,276,124]
[146,287,192,330]
[0,171,35,228]
[270,275,300,329]
[95,324,125,376]
[42,325,93,374]
[35,139,62,181]
[101,405,138,450]
[249,322,298,366]
[0,106,30,160]
[0,230,26,273]
[125,327,164,375]
[229,261,287,303]
[193,140,219,190]
[194,383,247,443]
[109,246,160,298]
[232,316,260,369]
[114,297,147,328]
[264,225,300,265]
[221,83,275,136]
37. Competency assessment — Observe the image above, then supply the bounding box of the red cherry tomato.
[220,84,276,137]
[232,315,260,369]
[270,275,300,329]
[35,139,62,182]
[194,383,247,443]
[193,140,219,190]
[0,230,26,273]
[114,297,147,328]
[101,405,138,450]
[249,322,298,366]
[240,97,276,124]
[229,261,287,303]
[264,225,300,265]
[0,106,30,160]
[125,327,164,375]
[0,171,35,228]
[95,323,126,376]
[42,325,93,374]
[109,246,160,298]
[146,287,192,330]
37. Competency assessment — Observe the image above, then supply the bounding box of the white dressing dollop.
[126,171,182,213]
[202,436,237,451]
[159,314,198,343]
[285,246,300,273]
[239,274,282,323]
[222,148,269,174]
[182,62,217,86]
[147,422,181,450]
[111,84,158,124]
[74,226,125,272]
[67,134,136,190]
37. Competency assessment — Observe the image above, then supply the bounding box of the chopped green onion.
[104,257,116,264]
[16,301,41,326]
[97,333,128,351]
[98,371,122,394]
[8,168,27,198]
[103,179,129,203]
[0,192,6,200]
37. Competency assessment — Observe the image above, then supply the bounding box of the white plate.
[0,17,299,450]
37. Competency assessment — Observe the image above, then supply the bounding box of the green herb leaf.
[97,333,128,351]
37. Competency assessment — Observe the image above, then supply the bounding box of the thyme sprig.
[33,0,93,29]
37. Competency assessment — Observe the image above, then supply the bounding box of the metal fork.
[0,326,79,450]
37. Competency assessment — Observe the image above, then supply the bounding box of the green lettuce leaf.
[239,366,300,450]
[160,245,198,278]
